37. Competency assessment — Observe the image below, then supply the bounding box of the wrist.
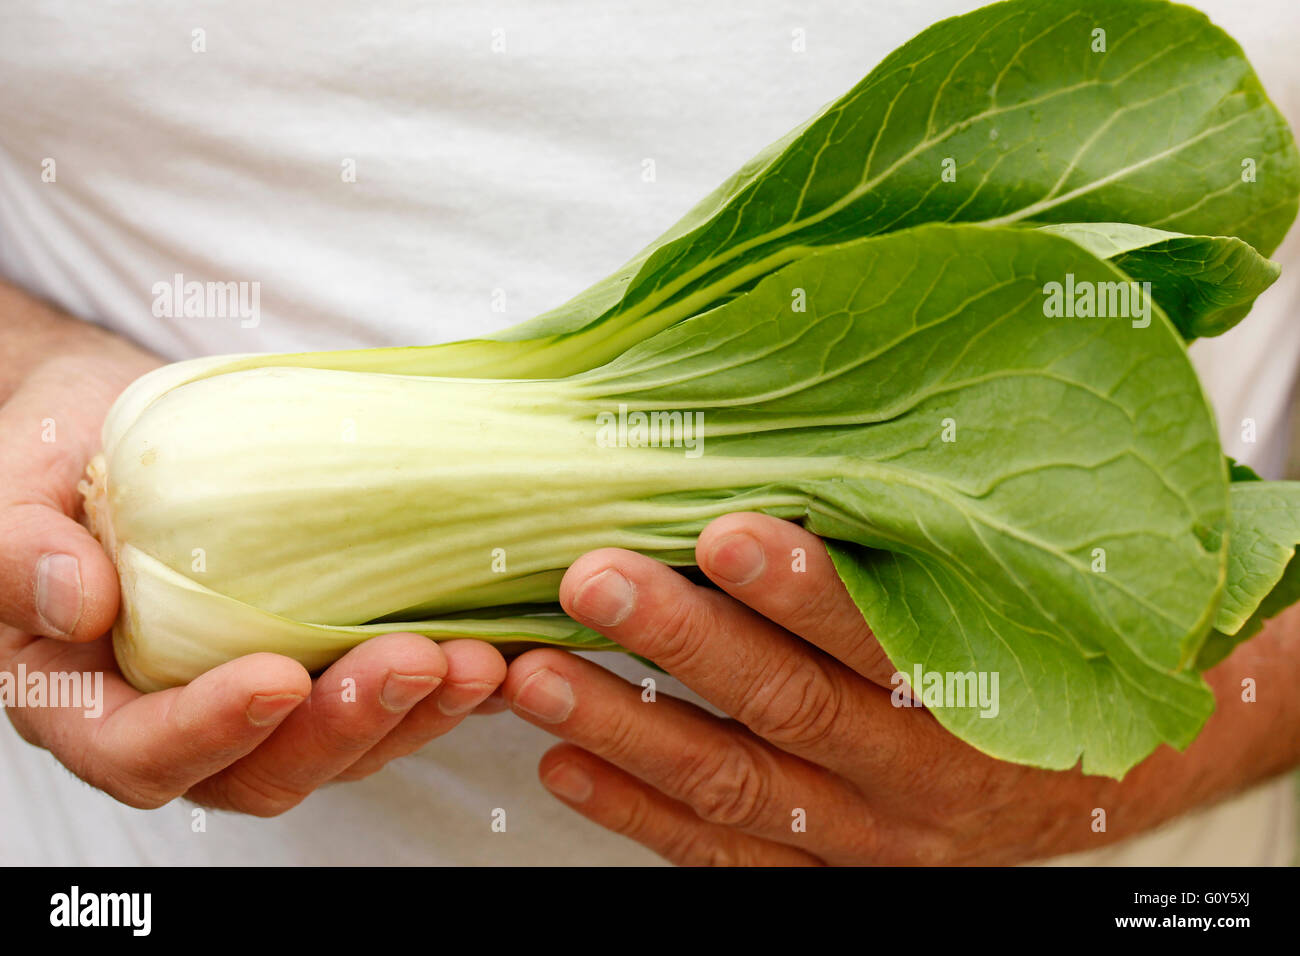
[1111,604,1300,830]
[30,343,162,397]
[0,280,162,402]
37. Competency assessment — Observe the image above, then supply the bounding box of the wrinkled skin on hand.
[504,511,1295,865]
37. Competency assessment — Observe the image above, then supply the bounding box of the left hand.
[0,355,508,815]
[502,512,1215,865]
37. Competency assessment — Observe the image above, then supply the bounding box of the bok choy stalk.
[84,0,1300,778]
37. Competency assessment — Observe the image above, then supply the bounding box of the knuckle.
[850,633,894,684]
[608,786,658,841]
[886,714,954,789]
[893,730,941,788]
[612,791,742,868]
[642,597,711,674]
[84,734,187,810]
[333,764,377,782]
[208,767,311,817]
[739,656,842,751]
[594,701,646,768]
[908,831,960,866]
[671,741,769,829]
[795,569,851,626]
[798,572,880,656]
[662,829,739,867]
[310,705,388,755]
[333,742,426,782]
[90,762,178,810]
[839,800,887,861]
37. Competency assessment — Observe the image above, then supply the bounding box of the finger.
[335,640,506,781]
[0,502,119,641]
[0,369,125,642]
[6,636,311,808]
[539,744,823,866]
[697,513,895,687]
[471,687,509,715]
[190,633,445,815]
[504,648,878,858]
[558,549,918,774]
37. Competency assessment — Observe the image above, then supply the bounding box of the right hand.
[1,352,506,814]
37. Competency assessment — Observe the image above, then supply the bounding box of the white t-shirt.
[1,0,1296,865]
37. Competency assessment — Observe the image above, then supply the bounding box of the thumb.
[0,500,119,641]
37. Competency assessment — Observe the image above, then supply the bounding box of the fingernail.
[381,673,442,712]
[436,681,498,716]
[35,553,82,636]
[543,762,593,803]
[247,693,304,726]
[513,669,575,723]
[572,568,634,626]
[708,533,765,585]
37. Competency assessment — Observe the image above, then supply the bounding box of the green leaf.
[131,0,1299,395]
[569,222,1225,777]
[1227,456,1263,482]
[485,0,1298,375]
[1035,223,1280,339]
[1198,481,1300,669]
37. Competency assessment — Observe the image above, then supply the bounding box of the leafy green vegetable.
[82,0,1300,779]
[110,544,615,691]
[135,0,1297,390]
[1036,223,1280,339]
[91,224,1226,776]
[1197,480,1300,669]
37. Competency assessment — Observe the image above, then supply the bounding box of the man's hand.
[0,306,506,815]
[503,512,1300,865]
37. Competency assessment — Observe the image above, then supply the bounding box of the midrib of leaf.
[598,281,1032,406]
[919,497,1086,660]
[603,69,1260,347]
[795,452,1204,641]
[870,544,1210,726]
[927,7,1029,136]
[625,78,1102,317]
[980,112,1256,228]
[578,254,990,392]
[1149,179,1250,227]
[1039,73,1205,202]
[821,502,1210,714]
